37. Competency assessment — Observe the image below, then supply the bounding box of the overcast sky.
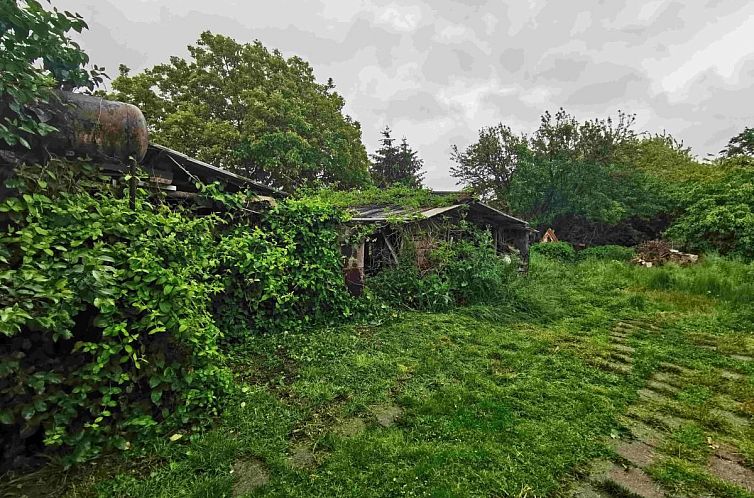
[58,0,754,189]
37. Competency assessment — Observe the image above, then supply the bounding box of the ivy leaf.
[0,410,14,425]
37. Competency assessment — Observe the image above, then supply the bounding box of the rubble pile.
[632,240,699,267]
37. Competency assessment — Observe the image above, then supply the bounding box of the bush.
[0,161,358,469]
[665,163,754,259]
[578,245,635,262]
[214,197,354,341]
[530,242,576,262]
[369,226,516,310]
[0,165,231,468]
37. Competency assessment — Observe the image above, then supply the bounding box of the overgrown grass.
[4,255,753,497]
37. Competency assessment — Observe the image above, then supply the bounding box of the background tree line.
[450,111,754,256]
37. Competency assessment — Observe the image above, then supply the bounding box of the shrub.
[214,197,354,341]
[369,226,516,310]
[578,245,635,262]
[665,163,754,259]
[0,164,231,468]
[0,161,358,468]
[530,241,576,262]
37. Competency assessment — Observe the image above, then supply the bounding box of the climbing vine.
[0,160,356,468]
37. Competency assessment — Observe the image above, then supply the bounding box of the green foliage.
[450,123,529,206]
[665,163,754,258]
[369,226,516,311]
[0,160,360,467]
[214,197,355,341]
[369,126,425,188]
[720,126,754,158]
[0,162,231,466]
[637,256,754,304]
[508,109,663,225]
[530,241,576,262]
[578,245,635,262]
[453,109,664,226]
[0,0,105,147]
[305,185,469,210]
[108,32,369,192]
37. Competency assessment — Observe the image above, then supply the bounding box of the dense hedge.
[666,164,754,259]
[530,242,576,262]
[577,245,635,262]
[213,197,354,342]
[0,162,354,469]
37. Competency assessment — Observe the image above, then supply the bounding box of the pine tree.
[370,126,425,188]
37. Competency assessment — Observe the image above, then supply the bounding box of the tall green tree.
[720,127,754,158]
[450,124,528,206]
[453,109,661,225]
[0,0,104,148]
[508,109,652,224]
[109,32,370,192]
[369,126,425,188]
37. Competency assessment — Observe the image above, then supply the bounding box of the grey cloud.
[384,91,447,119]
[499,48,525,73]
[56,0,754,189]
[565,73,647,106]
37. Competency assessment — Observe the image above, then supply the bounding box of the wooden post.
[513,230,530,274]
[382,233,399,266]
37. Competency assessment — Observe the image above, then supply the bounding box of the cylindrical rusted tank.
[29,90,148,163]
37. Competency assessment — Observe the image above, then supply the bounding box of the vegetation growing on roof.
[303,185,473,211]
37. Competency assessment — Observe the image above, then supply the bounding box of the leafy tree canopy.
[452,109,662,225]
[720,127,754,158]
[666,162,754,258]
[109,32,370,192]
[450,124,527,207]
[0,0,104,147]
[369,126,425,188]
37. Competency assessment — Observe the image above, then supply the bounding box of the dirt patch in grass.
[332,417,366,437]
[231,458,270,496]
[603,466,664,498]
[614,440,657,469]
[707,455,754,491]
[288,442,318,470]
[371,404,402,428]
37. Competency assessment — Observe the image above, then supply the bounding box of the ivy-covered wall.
[0,161,354,469]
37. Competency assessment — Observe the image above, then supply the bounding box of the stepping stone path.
[288,442,318,470]
[586,321,638,376]
[568,318,754,497]
[709,447,754,491]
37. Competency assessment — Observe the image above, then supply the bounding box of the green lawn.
[8,256,754,497]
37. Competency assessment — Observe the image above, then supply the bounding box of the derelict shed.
[342,199,532,295]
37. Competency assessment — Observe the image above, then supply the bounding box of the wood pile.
[632,240,699,267]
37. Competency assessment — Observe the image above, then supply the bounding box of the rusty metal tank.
[29,90,148,163]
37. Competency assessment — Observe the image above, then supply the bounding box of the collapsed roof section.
[348,199,531,231]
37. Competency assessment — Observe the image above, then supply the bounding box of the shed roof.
[349,201,529,229]
[142,144,286,198]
